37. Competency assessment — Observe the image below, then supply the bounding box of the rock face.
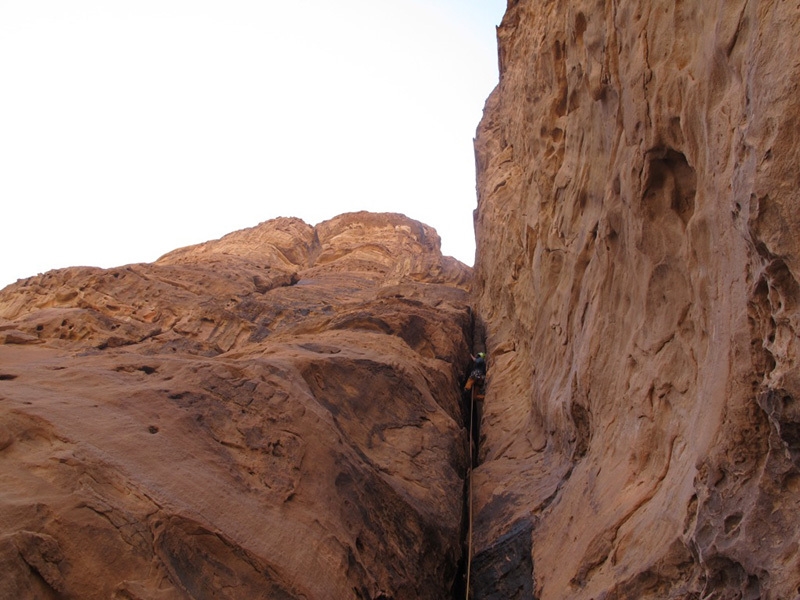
[0,212,473,599]
[472,2,800,599]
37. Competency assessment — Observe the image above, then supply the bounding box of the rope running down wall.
[464,385,476,598]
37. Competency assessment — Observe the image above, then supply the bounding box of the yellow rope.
[465,385,475,599]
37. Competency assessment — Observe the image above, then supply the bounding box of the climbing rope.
[465,385,476,599]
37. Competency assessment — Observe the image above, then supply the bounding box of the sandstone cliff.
[0,212,473,599]
[473,1,800,599]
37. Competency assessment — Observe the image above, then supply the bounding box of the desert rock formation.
[5,2,800,598]
[0,212,473,599]
[473,1,800,599]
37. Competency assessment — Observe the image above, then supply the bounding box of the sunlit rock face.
[0,212,473,599]
[472,1,800,599]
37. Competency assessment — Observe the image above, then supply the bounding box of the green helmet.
[477,352,486,359]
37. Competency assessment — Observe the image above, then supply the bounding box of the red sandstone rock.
[0,212,473,599]
[473,2,800,599]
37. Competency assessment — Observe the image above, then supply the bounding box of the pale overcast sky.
[0,0,505,288]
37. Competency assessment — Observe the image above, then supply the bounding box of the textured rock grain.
[473,2,800,599]
[0,212,472,599]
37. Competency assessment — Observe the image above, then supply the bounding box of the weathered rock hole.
[570,402,591,460]
[553,38,564,60]
[705,556,749,594]
[0,374,18,381]
[764,350,776,375]
[138,366,157,375]
[683,494,698,534]
[574,11,587,43]
[779,420,800,451]
[148,425,159,434]
[781,472,800,492]
[753,277,769,303]
[612,176,621,195]
[643,149,697,226]
[724,513,742,534]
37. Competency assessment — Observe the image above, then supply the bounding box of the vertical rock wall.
[473,2,800,598]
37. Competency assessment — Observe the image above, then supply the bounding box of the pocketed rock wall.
[472,2,800,599]
[0,212,472,599]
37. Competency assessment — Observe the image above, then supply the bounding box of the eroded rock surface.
[0,212,473,599]
[473,2,800,599]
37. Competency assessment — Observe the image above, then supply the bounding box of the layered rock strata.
[473,1,800,599]
[0,212,473,599]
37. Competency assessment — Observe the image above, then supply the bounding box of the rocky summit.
[0,212,473,599]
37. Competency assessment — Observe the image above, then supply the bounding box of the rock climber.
[464,351,487,464]
[464,352,487,393]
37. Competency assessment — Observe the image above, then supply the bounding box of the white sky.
[0,0,504,288]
